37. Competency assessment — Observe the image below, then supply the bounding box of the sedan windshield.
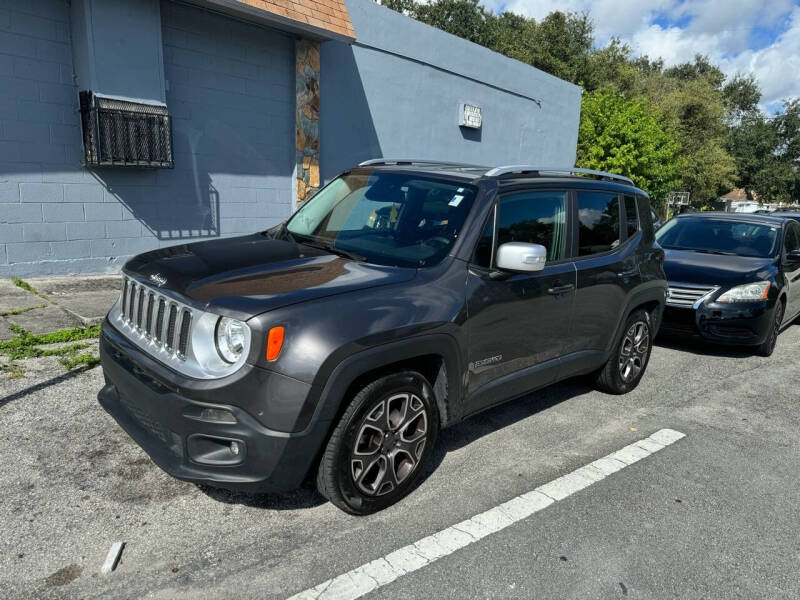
[285,172,477,268]
[656,217,779,258]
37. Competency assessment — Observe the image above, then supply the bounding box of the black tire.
[316,371,439,515]
[592,309,653,395]
[755,300,785,357]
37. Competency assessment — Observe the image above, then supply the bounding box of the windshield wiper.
[690,249,736,256]
[298,238,366,262]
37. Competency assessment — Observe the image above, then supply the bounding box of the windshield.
[655,217,779,258]
[284,172,478,268]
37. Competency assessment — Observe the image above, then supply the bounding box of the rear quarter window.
[624,194,639,238]
[637,195,655,241]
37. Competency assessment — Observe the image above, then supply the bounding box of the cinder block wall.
[0,0,295,277]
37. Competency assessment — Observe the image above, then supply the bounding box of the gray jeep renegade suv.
[98,160,667,514]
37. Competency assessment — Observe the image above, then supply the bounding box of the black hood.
[124,234,416,318]
[663,248,777,286]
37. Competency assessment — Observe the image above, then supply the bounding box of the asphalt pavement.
[1,322,798,599]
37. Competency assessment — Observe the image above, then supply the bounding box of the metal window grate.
[79,91,173,168]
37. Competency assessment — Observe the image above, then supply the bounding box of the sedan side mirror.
[496,242,547,272]
[787,249,800,263]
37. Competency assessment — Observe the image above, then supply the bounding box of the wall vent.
[79,91,173,168]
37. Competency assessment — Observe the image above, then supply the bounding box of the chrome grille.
[119,277,193,358]
[666,282,719,308]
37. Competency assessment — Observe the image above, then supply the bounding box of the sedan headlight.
[717,281,770,303]
[215,317,248,363]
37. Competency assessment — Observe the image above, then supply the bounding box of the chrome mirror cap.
[496,242,547,272]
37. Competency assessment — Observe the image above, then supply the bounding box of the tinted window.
[496,191,567,262]
[655,217,779,258]
[624,194,638,238]
[577,191,620,256]
[286,172,477,268]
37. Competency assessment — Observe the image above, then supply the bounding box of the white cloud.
[480,0,800,111]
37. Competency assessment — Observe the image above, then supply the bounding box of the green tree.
[728,100,800,203]
[381,0,494,47]
[722,74,762,120]
[649,75,737,205]
[576,89,683,209]
[379,0,594,83]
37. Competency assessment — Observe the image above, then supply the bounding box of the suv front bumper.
[98,321,328,493]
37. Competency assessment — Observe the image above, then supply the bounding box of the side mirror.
[787,249,800,263]
[496,242,547,272]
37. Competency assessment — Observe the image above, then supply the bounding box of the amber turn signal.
[266,326,285,361]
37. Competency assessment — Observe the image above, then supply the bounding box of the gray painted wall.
[1,0,580,277]
[70,0,167,103]
[0,0,294,277]
[320,0,581,181]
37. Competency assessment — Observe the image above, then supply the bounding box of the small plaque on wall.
[458,103,482,129]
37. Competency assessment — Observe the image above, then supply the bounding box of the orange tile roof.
[720,188,759,201]
[236,0,355,40]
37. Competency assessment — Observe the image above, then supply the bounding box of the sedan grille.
[119,276,193,358]
[666,282,719,308]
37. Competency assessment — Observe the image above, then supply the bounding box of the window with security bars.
[79,91,174,168]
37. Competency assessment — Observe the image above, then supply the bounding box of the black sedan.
[772,211,800,224]
[655,213,800,356]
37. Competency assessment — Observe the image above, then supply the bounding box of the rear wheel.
[755,300,784,357]
[592,309,653,395]
[316,371,439,515]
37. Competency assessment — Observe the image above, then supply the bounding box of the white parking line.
[288,428,686,600]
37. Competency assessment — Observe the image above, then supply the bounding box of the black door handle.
[617,269,639,278]
[548,284,575,295]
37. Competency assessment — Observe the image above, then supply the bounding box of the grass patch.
[0,324,101,370]
[59,353,100,370]
[0,363,25,379]
[11,278,52,303]
[0,304,47,317]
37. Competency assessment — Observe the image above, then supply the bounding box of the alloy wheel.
[618,320,650,383]
[350,392,428,496]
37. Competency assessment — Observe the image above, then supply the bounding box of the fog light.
[199,408,236,424]
[230,441,241,456]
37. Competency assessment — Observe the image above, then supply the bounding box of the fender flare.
[303,332,464,435]
[605,282,667,358]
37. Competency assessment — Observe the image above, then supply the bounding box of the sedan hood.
[663,249,777,286]
[124,234,416,318]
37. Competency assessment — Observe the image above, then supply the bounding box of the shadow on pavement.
[197,481,326,511]
[655,333,755,358]
[197,380,590,511]
[0,364,97,409]
[423,380,589,482]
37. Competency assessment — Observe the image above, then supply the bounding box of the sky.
[480,0,800,113]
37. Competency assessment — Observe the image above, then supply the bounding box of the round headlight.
[215,317,247,363]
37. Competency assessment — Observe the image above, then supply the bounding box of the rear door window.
[577,191,620,256]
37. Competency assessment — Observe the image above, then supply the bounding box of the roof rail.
[484,165,634,185]
[358,158,485,169]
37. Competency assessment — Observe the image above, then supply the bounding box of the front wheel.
[755,300,784,357]
[592,309,653,395]
[316,371,439,515]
